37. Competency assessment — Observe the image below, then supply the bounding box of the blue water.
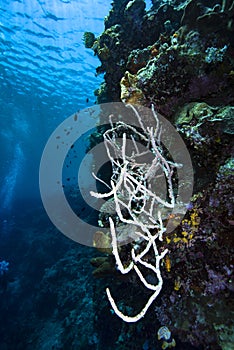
[0,0,111,219]
[0,1,111,347]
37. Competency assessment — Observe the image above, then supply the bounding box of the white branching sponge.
[90,104,178,322]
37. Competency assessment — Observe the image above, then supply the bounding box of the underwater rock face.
[83,0,234,349]
[88,0,234,110]
[120,30,233,116]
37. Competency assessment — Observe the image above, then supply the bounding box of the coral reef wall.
[85,1,234,349]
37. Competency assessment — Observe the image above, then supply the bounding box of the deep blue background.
[0,0,112,218]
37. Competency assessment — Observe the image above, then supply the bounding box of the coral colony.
[91,105,180,322]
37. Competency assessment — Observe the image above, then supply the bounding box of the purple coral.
[204,268,228,295]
